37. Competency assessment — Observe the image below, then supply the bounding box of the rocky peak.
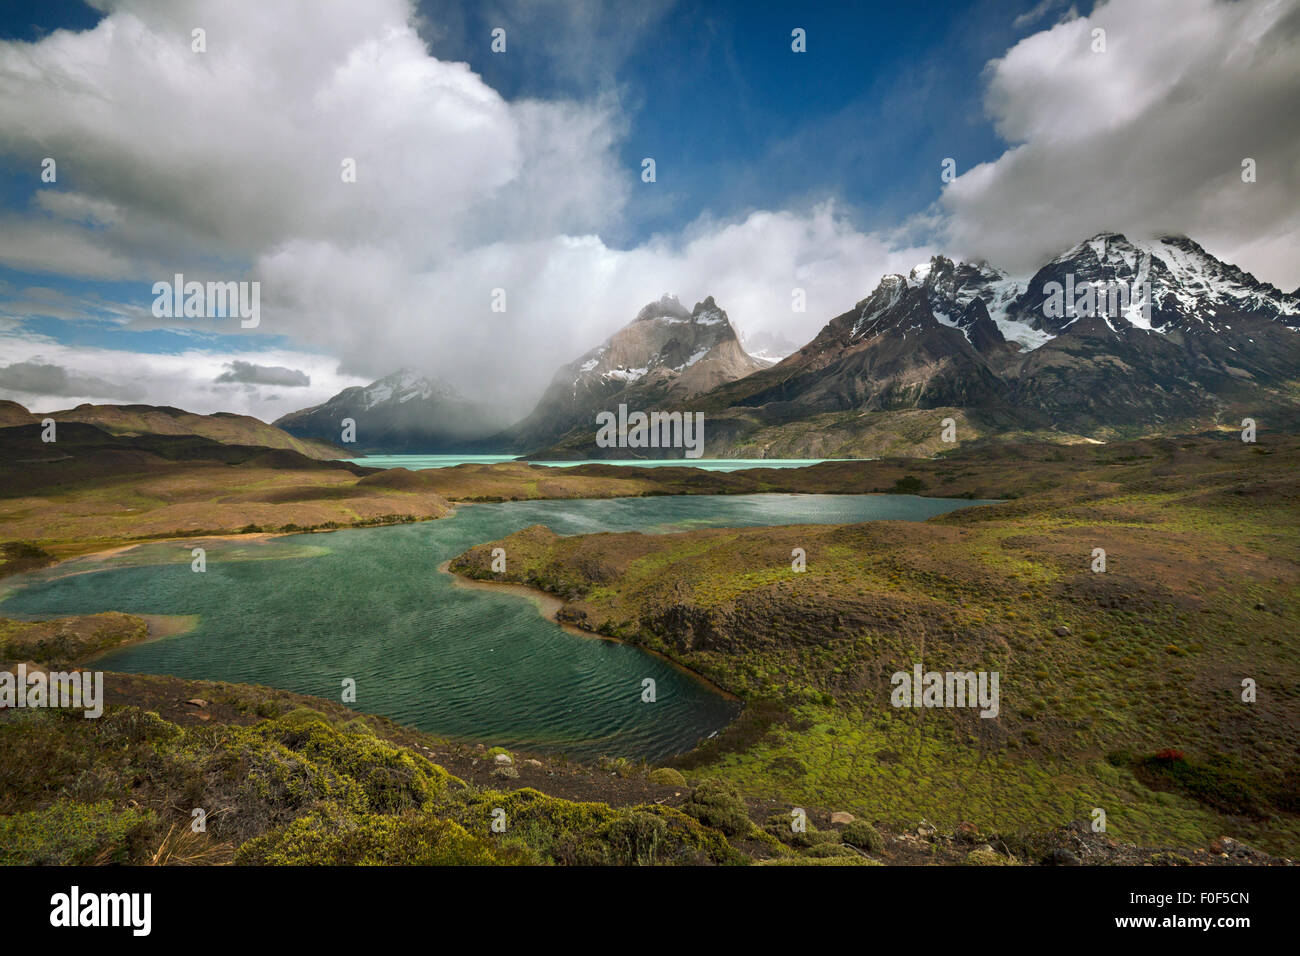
[1011,232,1300,334]
[358,368,458,408]
[634,293,692,324]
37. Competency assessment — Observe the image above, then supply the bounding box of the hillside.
[0,610,1284,866]
[4,401,349,460]
[0,422,449,555]
[450,432,1300,856]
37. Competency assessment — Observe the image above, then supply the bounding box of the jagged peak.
[1050,232,1135,264]
[690,295,729,327]
[634,293,691,323]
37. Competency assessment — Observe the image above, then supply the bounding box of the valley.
[1,420,1295,865]
[1,231,1297,868]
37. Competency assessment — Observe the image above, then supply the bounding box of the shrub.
[964,847,1018,866]
[648,767,687,787]
[681,779,752,837]
[888,476,927,494]
[841,820,883,853]
[806,843,858,858]
[600,812,669,866]
[235,804,528,865]
[1139,751,1271,817]
[251,711,452,812]
[0,799,154,865]
[98,707,182,747]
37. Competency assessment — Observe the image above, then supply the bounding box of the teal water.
[0,494,995,761]
[348,454,848,472]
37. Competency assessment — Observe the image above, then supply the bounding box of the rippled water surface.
[0,494,995,760]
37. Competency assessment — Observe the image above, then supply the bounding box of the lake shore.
[438,558,741,702]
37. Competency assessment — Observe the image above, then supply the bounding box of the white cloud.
[0,0,927,417]
[5,0,1290,427]
[0,330,366,419]
[252,203,931,412]
[942,0,1300,288]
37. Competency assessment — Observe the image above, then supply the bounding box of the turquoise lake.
[348,454,849,472]
[0,493,995,761]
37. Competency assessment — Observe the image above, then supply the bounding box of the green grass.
[449,434,1300,856]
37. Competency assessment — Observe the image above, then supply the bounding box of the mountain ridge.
[530,231,1300,458]
[0,400,348,460]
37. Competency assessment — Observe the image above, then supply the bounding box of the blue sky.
[421,0,1053,245]
[0,0,1295,418]
[0,0,1086,253]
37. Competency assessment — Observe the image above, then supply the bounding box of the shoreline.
[438,558,741,703]
[27,508,463,574]
[80,613,202,664]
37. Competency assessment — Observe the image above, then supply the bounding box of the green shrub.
[806,843,858,858]
[762,811,837,847]
[0,799,154,865]
[682,779,752,837]
[251,711,452,812]
[235,804,528,865]
[648,767,687,787]
[98,707,182,747]
[888,476,927,494]
[759,855,881,866]
[964,847,1018,866]
[600,811,669,865]
[841,820,883,852]
[1138,751,1272,817]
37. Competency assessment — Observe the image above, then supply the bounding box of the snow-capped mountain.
[675,232,1300,445]
[701,273,1011,420]
[500,294,765,453]
[282,233,1300,457]
[274,368,509,452]
[905,257,1051,351]
[564,294,734,392]
[350,368,460,408]
[1006,233,1300,336]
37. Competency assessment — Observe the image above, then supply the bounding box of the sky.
[0,0,1297,420]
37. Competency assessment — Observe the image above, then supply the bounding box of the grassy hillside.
[450,433,1300,856]
[0,423,453,557]
[528,399,1300,460]
[3,612,1277,865]
[43,402,349,460]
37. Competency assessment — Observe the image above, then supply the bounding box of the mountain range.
[275,232,1300,458]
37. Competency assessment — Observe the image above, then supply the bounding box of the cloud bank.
[942,0,1300,284]
[0,0,1294,419]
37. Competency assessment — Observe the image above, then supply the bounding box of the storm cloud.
[215,361,312,387]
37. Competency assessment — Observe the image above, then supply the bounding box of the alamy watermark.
[151,273,260,328]
[0,664,103,718]
[890,663,999,718]
[1042,274,1151,323]
[50,886,150,936]
[595,404,705,459]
